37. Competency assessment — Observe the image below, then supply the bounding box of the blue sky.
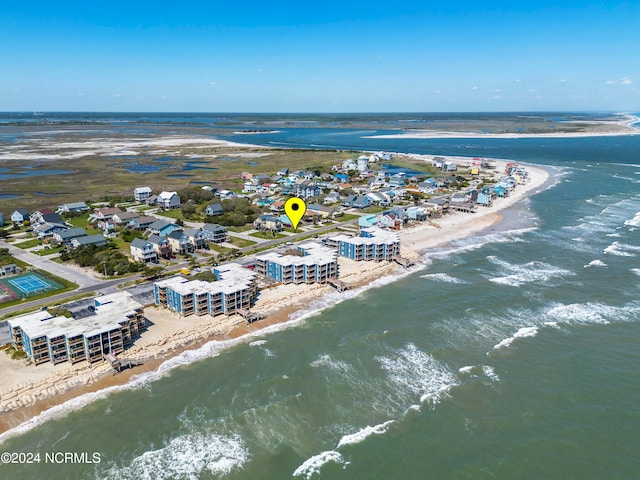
[1,1,638,112]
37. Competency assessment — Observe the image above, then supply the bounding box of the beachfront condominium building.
[254,242,338,284]
[153,263,257,317]
[8,292,146,366]
[325,226,400,261]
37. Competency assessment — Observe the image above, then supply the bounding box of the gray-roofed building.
[10,208,30,223]
[53,227,87,244]
[70,234,108,249]
[130,238,158,263]
[201,223,227,243]
[56,202,90,214]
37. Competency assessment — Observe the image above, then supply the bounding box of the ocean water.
[2,114,640,479]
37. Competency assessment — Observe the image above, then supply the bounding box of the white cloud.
[494,89,502,93]
[433,90,442,94]
[471,86,478,90]
[113,93,122,98]
[490,95,502,100]
[514,79,522,83]
[606,77,633,85]
[209,81,217,86]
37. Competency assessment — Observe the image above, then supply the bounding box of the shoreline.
[363,114,640,140]
[0,158,552,439]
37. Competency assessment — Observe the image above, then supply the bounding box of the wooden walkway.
[104,353,143,374]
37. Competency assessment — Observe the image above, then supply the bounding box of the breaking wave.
[104,432,247,479]
[487,257,574,287]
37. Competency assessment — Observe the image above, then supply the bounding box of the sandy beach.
[364,114,640,140]
[0,158,551,435]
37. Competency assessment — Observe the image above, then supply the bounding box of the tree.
[142,265,164,279]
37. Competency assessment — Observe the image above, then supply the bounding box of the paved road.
[1,240,102,289]
[0,216,359,319]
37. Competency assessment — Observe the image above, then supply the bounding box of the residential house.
[388,175,406,188]
[296,180,322,199]
[342,194,357,207]
[157,191,181,209]
[205,203,224,217]
[201,224,227,243]
[56,202,90,214]
[147,219,182,237]
[167,230,193,254]
[357,155,369,172]
[133,186,153,202]
[241,171,253,181]
[352,195,372,209]
[306,204,336,219]
[53,227,87,245]
[128,216,156,230]
[183,228,207,249]
[406,206,428,221]
[277,167,290,176]
[145,195,158,206]
[70,234,107,249]
[147,234,173,259]
[29,208,55,225]
[89,207,122,222]
[112,211,140,224]
[216,190,234,199]
[324,192,342,205]
[130,238,159,263]
[0,213,4,227]
[254,215,283,232]
[11,208,30,223]
[334,173,349,183]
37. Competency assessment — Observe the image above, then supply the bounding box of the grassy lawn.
[226,236,257,248]
[361,206,386,214]
[157,209,185,221]
[208,244,235,254]
[337,213,360,222]
[14,238,41,249]
[35,247,64,256]
[226,224,255,233]
[250,231,287,240]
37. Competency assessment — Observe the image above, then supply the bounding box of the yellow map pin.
[284,197,306,231]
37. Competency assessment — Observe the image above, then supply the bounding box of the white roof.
[155,263,256,296]
[9,292,142,339]
[256,242,337,267]
[329,226,400,246]
[159,191,178,199]
[134,186,152,193]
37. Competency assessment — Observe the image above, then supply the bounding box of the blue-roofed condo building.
[255,242,338,284]
[8,292,146,366]
[326,227,400,261]
[153,263,257,317]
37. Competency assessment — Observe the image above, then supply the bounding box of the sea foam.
[487,257,574,287]
[104,432,247,479]
[293,450,346,479]
[337,420,395,448]
[491,326,539,351]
